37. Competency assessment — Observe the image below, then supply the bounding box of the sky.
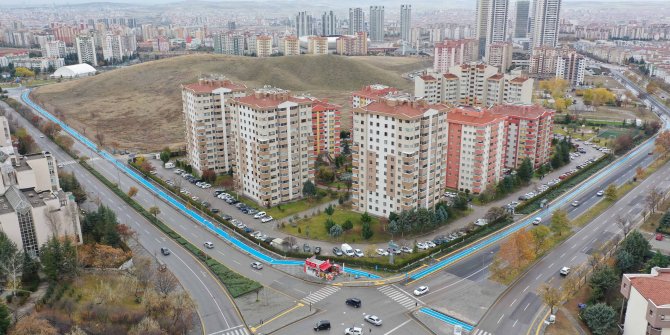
[1,0,657,5]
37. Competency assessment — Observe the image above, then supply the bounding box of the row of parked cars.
[213,190,275,223]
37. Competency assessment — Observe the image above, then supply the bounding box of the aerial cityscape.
[1,0,670,334]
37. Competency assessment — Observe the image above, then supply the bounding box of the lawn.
[265,193,340,220]
[281,207,391,244]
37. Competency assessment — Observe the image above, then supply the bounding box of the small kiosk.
[304,257,341,281]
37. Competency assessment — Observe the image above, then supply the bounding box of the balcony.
[646,325,662,335]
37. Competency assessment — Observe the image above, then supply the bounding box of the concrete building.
[75,35,97,65]
[486,42,513,71]
[12,57,64,72]
[41,40,67,58]
[152,36,170,52]
[476,0,509,59]
[0,150,82,255]
[296,11,314,37]
[514,0,531,38]
[213,33,245,56]
[280,36,300,56]
[530,46,559,77]
[445,107,506,194]
[102,34,124,62]
[349,8,365,34]
[231,87,315,207]
[352,98,449,217]
[311,99,341,156]
[556,50,586,86]
[433,39,479,73]
[400,5,412,43]
[336,32,368,56]
[181,77,247,176]
[307,36,329,55]
[369,6,385,42]
[352,84,404,108]
[0,116,10,148]
[491,104,554,169]
[531,0,562,48]
[322,11,338,36]
[620,267,670,335]
[255,35,273,57]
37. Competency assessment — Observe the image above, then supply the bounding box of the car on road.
[345,298,361,308]
[344,327,362,335]
[560,267,570,276]
[532,217,542,225]
[571,201,580,207]
[376,248,389,256]
[413,286,429,296]
[364,314,382,326]
[160,247,170,256]
[57,163,64,168]
[313,320,331,331]
[261,216,273,223]
[204,242,214,249]
[353,249,364,257]
[596,190,604,196]
[332,247,343,256]
[39,135,45,138]
[251,262,263,270]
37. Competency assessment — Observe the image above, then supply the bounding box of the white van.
[164,162,175,169]
[341,243,354,256]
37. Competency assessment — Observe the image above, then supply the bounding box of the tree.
[329,224,343,238]
[159,148,171,165]
[589,266,618,301]
[613,133,633,154]
[342,219,353,231]
[644,251,670,273]
[530,225,551,254]
[484,207,509,223]
[41,121,61,138]
[324,218,335,233]
[582,303,617,335]
[497,229,535,269]
[65,326,87,335]
[615,214,632,237]
[617,230,651,271]
[81,205,122,247]
[538,284,563,313]
[302,180,317,198]
[616,250,636,274]
[517,157,534,184]
[149,206,161,221]
[128,317,165,335]
[324,204,335,216]
[646,82,659,94]
[0,233,23,298]
[645,187,662,214]
[154,268,178,296]
[9,313,58,335]
[655,131,670,157]
[0,303,10,335]
[132,256,155,295]
[550,209,571,236]
[13,67,35,78]
[55,134,74,151]
[40,236,77,281]
[127,186,138,198]
[361,221,373,240]
[604,183,617,201]
[361,212,372,224]
[16,132,35,155]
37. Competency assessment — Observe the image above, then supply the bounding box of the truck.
[341,243,354,256]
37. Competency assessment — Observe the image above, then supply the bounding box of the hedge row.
[79,160,262,298]
[516,154,615,215]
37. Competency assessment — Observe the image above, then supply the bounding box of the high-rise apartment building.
[556,50,586,85]
[231,87,315,207]
[336,32,368,56]
[213,33,245,56]
[311,99,341,156]
[181,77,247,176]
[491,104,554,169]
[102,34,123,62]
[476,0,509,59]
[352,99,449,217]
[433,39,479,73]
[255,35,273,57]
[349,8,365,34]
[486,42,513,71]
[369,6,385,42]
[400,5,412,42]
[445,108,506,194]
[307,36,329,55]
[41,40,67,58]
[322,11,338,36]
[296,11,314,37]
[75,35,97,65]
[531,0,562,48]
[280,36,300,56]
[514,0,531,38]
[529,46,559,77]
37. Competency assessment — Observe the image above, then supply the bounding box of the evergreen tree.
[517,157,534,184]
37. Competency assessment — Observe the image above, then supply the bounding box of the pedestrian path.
[302,286,340,304]
[472,329,494,335]
[208,326,249,335]
[58,157,98,166]
[378,285,417,310]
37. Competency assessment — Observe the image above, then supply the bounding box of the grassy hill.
[32,54,430,151]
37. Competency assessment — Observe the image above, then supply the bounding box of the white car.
[425,241,436,248]
[353,249,364,257]
[596,190,604,196]
[344,327,362,335]
[204,241,214,249]
[261,216,273,223]
[254,211,267,219]
[413,286,429,296]
[532,217,542,225]
[376,248,389,256]
[560,267,570,276]
[416,242,428,250]
[251,262,263,270]
[57,163,64,168]
[364,315,382,326]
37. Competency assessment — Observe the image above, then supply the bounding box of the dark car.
[314,246,321,255]
[243,227,254,233]
[333,247,343,256]
[345,298,361,308]
[314,320,331,331]
[160,247,171,256]
[221,214,232,220]
[303,244,311,253]
[211,208,220,213]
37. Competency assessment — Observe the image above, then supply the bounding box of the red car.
[656,233,664,241]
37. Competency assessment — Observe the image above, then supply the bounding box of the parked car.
[261,216,273,223]
[376,248,389,256]
[344,327,362,335]
[353,249,364,257]
[413,286,429,296]
[417,242,428,250]
[364,315,383,326]
[313,246,321,255]
[251,262,263,270]
[211,208,220,213]
[400,246,413,253]
[332,247,343,256]
[424,241,436,248]
[303,244,311,253]
[254,211,267,219]
[313,320,330,331]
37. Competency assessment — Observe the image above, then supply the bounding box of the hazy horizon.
[1,0,661,6]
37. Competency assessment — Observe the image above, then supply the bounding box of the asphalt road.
[1,97,249,335]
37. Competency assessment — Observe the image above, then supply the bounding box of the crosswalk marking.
[302,286,340,304]
[473,329,493,335]
[208,326,248,335]
[58,157,99,166]
[378,285,417,310]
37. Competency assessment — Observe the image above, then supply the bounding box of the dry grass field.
[32,54,430,151]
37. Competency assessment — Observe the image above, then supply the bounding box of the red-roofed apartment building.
[491,104,554,169]
[181,77,247,175]
[433,39,479,74]
[311,99,341,156]
[352,98,449,217]
[620,267,670,335]
[230,87,315,206]
[445,108,507,194]
[351,84,403,108]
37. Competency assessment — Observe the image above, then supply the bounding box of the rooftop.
[448,107,506,126]
[490,104,554,119]
[182,77,247,94]
[360,100,447,119]
[630,269,670,306]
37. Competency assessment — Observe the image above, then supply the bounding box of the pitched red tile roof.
[490,104,554,119]
[448,107,506,126]
[361,101,448,119]
[631,273,670,306]
[235,94,311,109]
[510,76,531,84]
[420,75,437,81]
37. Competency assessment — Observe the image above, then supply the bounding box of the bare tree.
[588,252,604,271]
[538,284,563,314]
[94,130,105,148]
[0,250,24,299]
[285,236,297,250]
[43,205,63,237]
[168,291,196,334]
[154,267,178,296]
[132,256,155,296]
[646,187,663,214]
[615,214,632,237]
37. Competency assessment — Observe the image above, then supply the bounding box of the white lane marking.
[207,324,246,335]
[524,303,531,311]
[383,319,412,335]
[560,253,566,258]
[294,288,306,294]
[430,264,490,295]
[548,263,555,269]
[217,250,225,256]
[497,314,505,324]
[536,274,542,280]
[154,238,160,243]
[570,255,577,262]
[513,319,518,328]
[571,243,578,249]
[522,285,529,293]
[510,298,517,307]
[232,260,240,265]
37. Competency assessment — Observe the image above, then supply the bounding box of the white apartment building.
[349,8,365,34]
[0,150,82,255]
[556,51,586,85]
[280,36,300,56]
[12,57,64,72]
[255,35,273,57]
[400,5,412,42]
[433,39,479,73]
[102,34,124,62]
[531,0,562,49]
[369,6,385,43]
[0,116,10,148]
[231,87,315,207]
[486,42,513,71]
[352,99,449,217]
[214,33,245,56]
[75,35,97,66]
[620,267,670,335]
[41,40,67,58]
[181,77,247,176]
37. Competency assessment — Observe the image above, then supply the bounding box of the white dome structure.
[51,64,96,79]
